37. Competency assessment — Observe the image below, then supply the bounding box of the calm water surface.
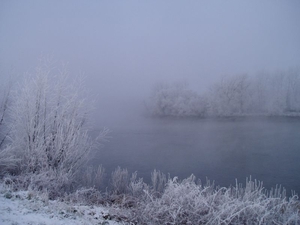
[92,117,300,194]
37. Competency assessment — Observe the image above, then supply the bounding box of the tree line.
[148,69,300,117]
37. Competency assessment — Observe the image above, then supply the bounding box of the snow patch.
[0,185,122,225]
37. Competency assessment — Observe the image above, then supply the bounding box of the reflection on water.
[91,117,300,194]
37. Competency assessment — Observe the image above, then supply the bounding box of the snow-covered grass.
[1,173,300,225]
[133,175,300,224]
[0,183,127,225]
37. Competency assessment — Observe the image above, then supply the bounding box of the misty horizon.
[1,0,300,154]
[1,1,300,122]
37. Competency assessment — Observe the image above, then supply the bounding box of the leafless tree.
[3,63,106,192]
[209,74,251,116]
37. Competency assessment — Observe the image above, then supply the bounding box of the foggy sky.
[1,0,300,126]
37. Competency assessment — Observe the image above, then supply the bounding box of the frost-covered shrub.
[128,171,148,198]
[0,78,11,148]
[8,68,92,174]
[208,74,252,116]
[79,165,106,191]
[137,175,212,224]
[28,170,77,199]
[108,168,149,208]
[110,167,130,195]
[3,170,76,199]
[110,168,149,199]
[149,82,208,117]
[150,169,167,197]
[133,175,300,225]
[0,146,20,177]
[2,175,32,192]
[66,187,103,205]
[0,80,16,176]
[1,62,107,197]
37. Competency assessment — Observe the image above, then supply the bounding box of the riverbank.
[0,183,124,225]
[1,175,300,224]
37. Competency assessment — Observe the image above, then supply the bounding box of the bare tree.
[4,63,105,192]
[282,69,300,113]
[209,74,251,116]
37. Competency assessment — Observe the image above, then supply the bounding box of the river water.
[92,116,300,194]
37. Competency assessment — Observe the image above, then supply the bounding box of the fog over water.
[91,117,300,194]
[1,1,300,192]
[1,1,300,126]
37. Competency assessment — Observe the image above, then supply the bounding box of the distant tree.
[209,74,251,116]
[209,69,300,116]
[255,69,300,115]
[149,82,207,117]
[282,69,300,113]
[147,70,300,118]
[248,72,269,114]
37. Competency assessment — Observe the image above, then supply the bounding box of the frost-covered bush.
[128,171,148,198]
[65,187,103,205]
[8,67,91,174]
[2,170,76,199]
[0,79,16,176]
[79,165,106,191]
[149,82,208,117]
[108,168,149,208]
[208,71,300,116]
[150,169,167,197]
[110,167,130,195]
[0,79,11,148]
[209,74,252,116]
[2,62,106,196]
[0,146,20,177]
[133,175,300,225]
[110,168,149,198]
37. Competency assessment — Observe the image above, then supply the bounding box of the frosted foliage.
[2,170,299,224]
[151,169,167,196]
[135,176,300,225]
[0,146,19,176]
[148,69,300,117]
[4,65,96,195]
[0,82,10,146]
[0,81,15,175]
[81,165,106,191]
[111,167,130,195]
[128,171,147,198]
[209,74,251,116]
[150,82,208,117]
[208,71,300,116]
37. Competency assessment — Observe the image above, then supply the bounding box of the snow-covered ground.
[0,184,124,225]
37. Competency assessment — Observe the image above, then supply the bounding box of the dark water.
[92,117,300,194]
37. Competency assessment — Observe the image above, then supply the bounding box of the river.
[91,116,300,194]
